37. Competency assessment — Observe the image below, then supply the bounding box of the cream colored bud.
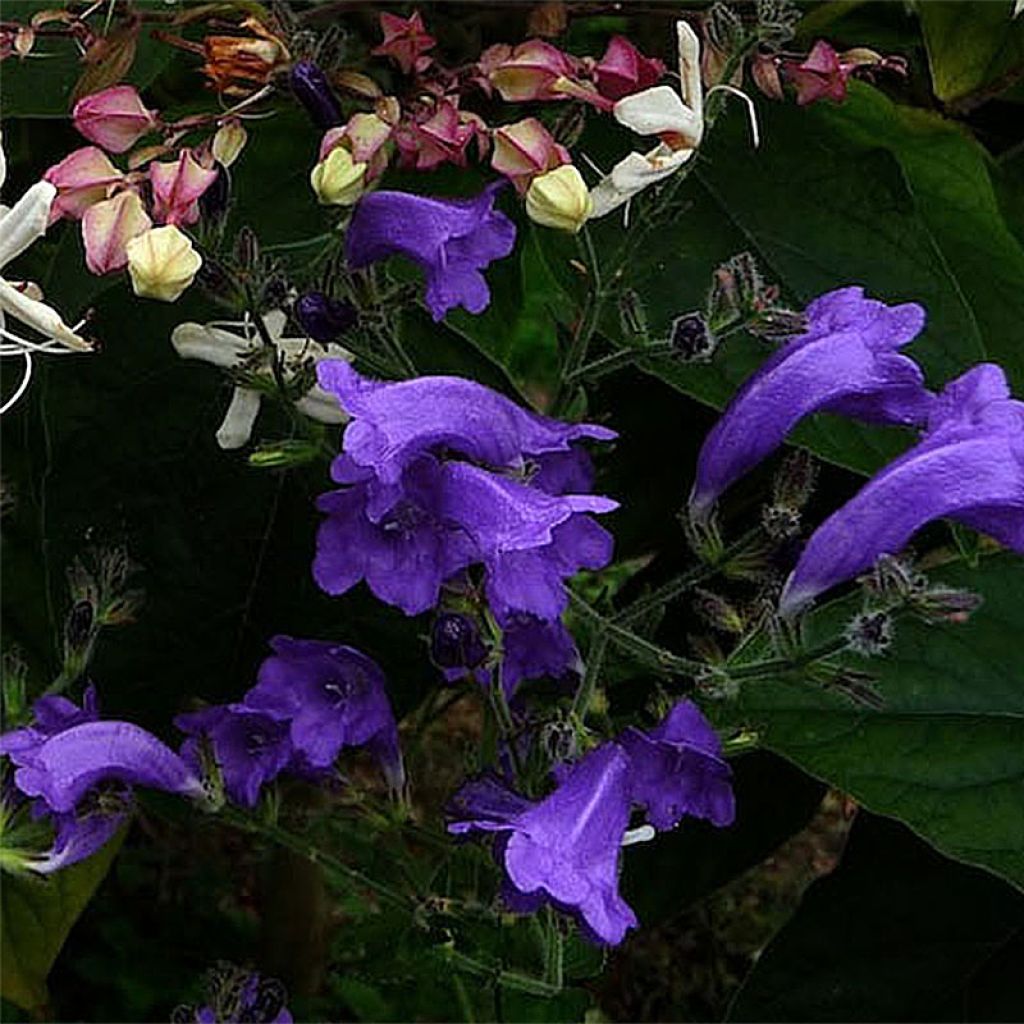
[525,164,592,232]
[310,146,367,206]
[212,120,248,168]
[126,225,202,302]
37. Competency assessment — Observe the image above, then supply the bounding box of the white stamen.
[621,824,656,847]
[0,350,33,415]
[706,84,761,148]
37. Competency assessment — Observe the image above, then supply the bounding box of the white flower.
[0,131,91,415]
[588,22,757,221]
[171,309,351,449]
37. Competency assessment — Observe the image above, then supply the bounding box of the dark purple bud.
[669,312,715,361]
[430,612,489,672]
[295,291,358,342]
[290,59,343,129]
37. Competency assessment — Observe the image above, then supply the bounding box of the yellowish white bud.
[310,146,367,206]
[212,120,248,168]
[126,225,202,302]
[525,164,592,233]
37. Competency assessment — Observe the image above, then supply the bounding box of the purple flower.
[689,287,933,520]
[176,704,293,807]
[448,744,638,945]
[295,290,358,342]
[316,361,616,486]
[29,799,130,875]
[431,611,490,681]
[617,699,735,831]
[345,182,516,320]
[501,614,580,696]
[245,635,404,790]
[4,720,205,813]
[780,363,1024,615]
[290,59,342,129]
[176,965,292,1023]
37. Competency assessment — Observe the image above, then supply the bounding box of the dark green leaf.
[728,813,1024,1022]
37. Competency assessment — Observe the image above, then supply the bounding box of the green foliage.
[729,813,1024,1021]
[717,554,1024,890]
[1,828,125,1013]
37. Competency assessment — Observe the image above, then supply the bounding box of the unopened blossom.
[82,189,151,274]
[481,39,609,109]
[290,59,342,129]
[526,164,592,232]
[171,309,351,449]
[311,146,368,206]
[72,85,159,153]
[781,41,906,107]
[318,109,394,185]
[589,21,704,219]
[294,291,358,342]
[345,182,516,321]
[689,287,933,522]
[43,146,125,222]
[176,704,292,807]
[245,635,404,790]
[501,614,579,695]
[617,700,735,831]
[491,118,569,194]
[211,120,248,169]
[125,224,202,302]
[448,744,638,945]
[593,35,665,101]
[372,10,436,75]
[780,363,1024,616]
[150,150,219,227]
[431,611,490,681]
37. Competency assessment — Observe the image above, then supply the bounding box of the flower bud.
[248,439,323,469]
[310,146,367,206]
[594,36,665,101]
[669,312,714,361]
[430,612,489,673]
[491,117,567,193]
[692,588,745,635]
[290,59,343,129]
[82,190,152,275]
[484,39,574,101]
[844,611,893,657]
[43,146,124,222]
[295,291,358,342]
[525,164,591,232]
[73,85,159,154]
[126,225,202,302]
[211,120,247,168]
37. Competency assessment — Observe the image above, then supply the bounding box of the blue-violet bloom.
[690,286,933,520]
[617,699,735,831]
[780,363,1024,615]
[176,704,293,808]
[245,635,404,791]
[345,182,516,321]
[448,743,637,945]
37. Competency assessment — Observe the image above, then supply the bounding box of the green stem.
[557,227,603,407]
[220,808,413,912]
[570,633,607,722]
[726,637,851,681]
[543,907,564,990]
[569,592,705,678]
[567,341,675,382]
[445,949,564,998]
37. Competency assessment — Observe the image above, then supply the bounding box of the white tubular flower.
[588,21,704,220]
[171,309,351,449]
[0,132,92,415]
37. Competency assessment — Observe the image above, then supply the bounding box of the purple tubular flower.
[617,699,735,831]
[317,360,616,485]
[5,720,206,813]
[448,744,638,945]
[290,59,343,129]
[345,182,517,320]
[689,287,933,520]
[176,704,293,807]
[31,801,130,875]
[780,363,1024,615]
[295,291,358,342]
[245,635,404,790]
[431,611,490,680]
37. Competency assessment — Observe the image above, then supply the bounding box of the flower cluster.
[688,286,1024,613]
[176,636,404,806]
[313,362,617,695]
[448,698,735,945]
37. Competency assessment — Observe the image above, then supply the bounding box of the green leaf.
[917,0,1024,108]
[1,828,125,1013]
[717,553,1024,890]
[584,83,1024,476]
[728,813,1024,1022]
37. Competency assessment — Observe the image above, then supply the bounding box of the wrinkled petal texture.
[690,286,931,518]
